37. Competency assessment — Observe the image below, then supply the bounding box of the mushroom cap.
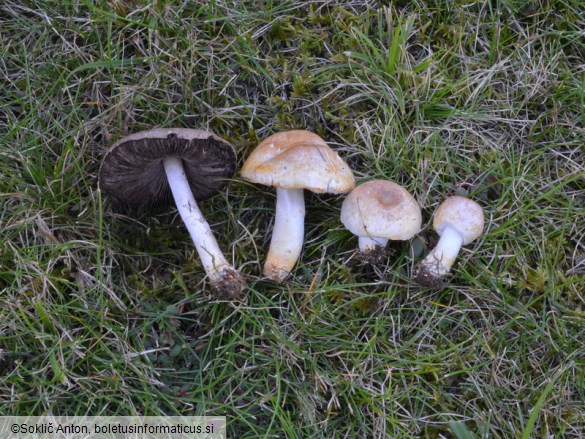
[99,128,236,208]
[433,196,484,245]
[340,180,422,240]
[240,130,355,194]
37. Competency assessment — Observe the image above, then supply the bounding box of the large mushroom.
[241,130,355,283]
[340,180,422,263]
[414,195,484,287]
[99,128,245,299]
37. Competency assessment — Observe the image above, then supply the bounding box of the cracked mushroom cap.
[240,130,355,193]
[99,128,236,208]
[433,196,484,245]
[341,180,422,240]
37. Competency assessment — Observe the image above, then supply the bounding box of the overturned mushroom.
[241,130,355,283]
[340,180,422,264]
[414,195,484,287]
[99,128,245,299]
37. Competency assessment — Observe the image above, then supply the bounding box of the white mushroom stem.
[419,224,463,277]
[358,236,389,252]
[263,188,305,283]
[163,156,232,284]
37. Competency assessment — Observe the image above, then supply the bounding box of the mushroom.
[414,195,484,287]
[340,180,422,263]
[99,128,245,299]
[241,130,355,283]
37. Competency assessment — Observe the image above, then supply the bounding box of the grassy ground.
[1,0,584,437]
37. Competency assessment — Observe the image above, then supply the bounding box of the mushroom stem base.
[358,236,389,253]
[358,246,390,267]
[413,264,447,289]
[414,225,463,286]
[210,267,246,299]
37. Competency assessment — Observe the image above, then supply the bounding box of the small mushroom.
[340,180,422,263]
[241,130,355,283]
[99,128,245,299]
[414,195,484,287]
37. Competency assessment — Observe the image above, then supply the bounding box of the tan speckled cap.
[340,180,422,240]
[241,130,355,194]
[433,196,484,245]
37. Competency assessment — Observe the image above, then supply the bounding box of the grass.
[1,0,584,437]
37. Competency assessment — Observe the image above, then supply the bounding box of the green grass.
[1,0,584,437]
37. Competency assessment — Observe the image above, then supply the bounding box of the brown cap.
[433,196,484,245]
[240,130,355,193]
[341,180,422,240]
[99,128,236,208]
